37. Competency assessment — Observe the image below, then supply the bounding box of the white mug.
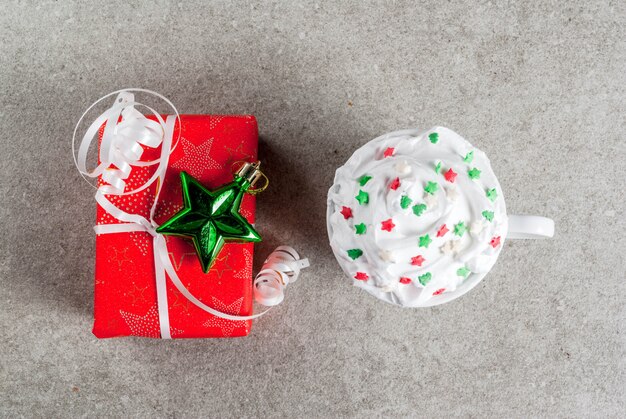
[327,127,554,307]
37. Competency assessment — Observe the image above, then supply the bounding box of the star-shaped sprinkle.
[433,288,446,296]
[419,234,432,248]
[436,224,449,237]
[355,223,367,235]
[470,221,485,235]
[359,175,372,186]
[411,255,425,266]
[463,151,474,163]
[482,210,494,222]
[457,266,471,277]
[383,147,395,158]
[440,240,461,255]
[399,277,412,285]
[424,181,439,195]
[354,272,369,281]
[454,221,467,237]
[412,203,427,216]
[381,218,396,232]
[429,132,439,144]
[490,236,501,248]
[486,188,498,202]
[424,193,438,208]
[379,249,395,262]
[468,167,481,180]
[347,249,363,260]
[389,177,401,190]
[446,186,459,202]
[340,206,353,219]
[355,190,369,205]
[434,161,442,174]
[400,195,413,209]
[444,168,457,183]
[395,160,411,174]
[418,272,432,286]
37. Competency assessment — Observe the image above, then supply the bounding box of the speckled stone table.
[1,1,624,417]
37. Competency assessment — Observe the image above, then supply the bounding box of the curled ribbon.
[254,246,310,306]
[73,89,308,338]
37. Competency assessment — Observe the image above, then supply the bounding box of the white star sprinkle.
[446,186,459,202]
[424,193,438,209]
[394,160,412,175]
[440,240,461,256]
[379,249,395,263]
[470,220,485,235]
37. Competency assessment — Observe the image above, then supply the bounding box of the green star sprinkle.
[419,234,432,248]
[457,266,471,277]
[418,272,432,286]
[486,188,498,202]
[482,210,494,222]
[355,190,369,205]
[424,181,439,195]
[463,151,474,163]
[429,132,439,144]
[435,161,442,174]
[453,221,467,237]
[355,223,367,235]
[468,167,481,179]
[347,249,363,260]
[400,195,413,209]
[412,203,427,216]
[359,175,372,186]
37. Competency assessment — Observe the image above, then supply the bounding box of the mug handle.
[507,215,555,239]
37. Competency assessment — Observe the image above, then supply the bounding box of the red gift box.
[93,114,258,338]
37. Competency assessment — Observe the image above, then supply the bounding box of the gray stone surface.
[1,1,624,417]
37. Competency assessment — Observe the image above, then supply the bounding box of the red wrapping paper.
[93,115,258,338]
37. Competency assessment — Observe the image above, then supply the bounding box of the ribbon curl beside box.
[73,89,308,338]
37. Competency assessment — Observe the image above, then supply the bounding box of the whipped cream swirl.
[327,127,508,307]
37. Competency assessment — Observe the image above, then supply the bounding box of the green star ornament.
[156,165,263,273]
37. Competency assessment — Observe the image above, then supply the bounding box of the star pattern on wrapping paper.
[202,297,249,337]
[171,289,192,316]
[172,137,221,179]
[234,248,253,280]
[130,231,150,256]
[224,141,254,166]
[120,305,183,338]
[209,116,225,130]
[209,250,235,280]
[110,247,132,269]
[127,283,148,305]
[168,251,198,271]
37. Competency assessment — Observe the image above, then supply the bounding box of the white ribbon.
[73,89,307,339]
[254,246,310,306]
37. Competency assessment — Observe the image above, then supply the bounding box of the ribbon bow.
[73,89,307,338]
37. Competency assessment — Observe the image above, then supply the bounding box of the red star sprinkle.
[383,147,395,158]
[399,277,412,284]
[354,272,369,281]
[411,255,425,266]
[433,288,446,296]
[389,177,401,190]
[340,206,353,219]
[444,168,457,183]
[381,218,396,232]
[489,236,501,248]
[436,224,449,237]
